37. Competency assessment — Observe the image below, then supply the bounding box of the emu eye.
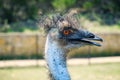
[63,30,73,35]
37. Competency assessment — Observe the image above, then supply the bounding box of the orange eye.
[63,30,70,35]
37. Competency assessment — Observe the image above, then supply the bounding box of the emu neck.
[45,34,70,80]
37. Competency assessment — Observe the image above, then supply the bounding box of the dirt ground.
[0,56,120,68]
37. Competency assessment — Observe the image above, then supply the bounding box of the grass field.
[0,63,120,80]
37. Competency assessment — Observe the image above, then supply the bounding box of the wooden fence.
[0,33,120,59]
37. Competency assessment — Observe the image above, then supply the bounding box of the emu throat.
[45,34,70,80]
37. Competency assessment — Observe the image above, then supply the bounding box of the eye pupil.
[63,30,69,35]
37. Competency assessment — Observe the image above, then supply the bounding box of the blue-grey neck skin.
[45,33,70,80]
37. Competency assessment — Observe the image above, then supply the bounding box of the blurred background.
[0,0,120,80]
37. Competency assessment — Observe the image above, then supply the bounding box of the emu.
[39,13,103,80]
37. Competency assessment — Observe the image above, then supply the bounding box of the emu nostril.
[88,34,95,38]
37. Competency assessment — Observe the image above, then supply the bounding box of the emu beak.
[67,30,103,47]
[80,35,103,46]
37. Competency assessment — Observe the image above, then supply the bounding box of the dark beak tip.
[100,38,103,42]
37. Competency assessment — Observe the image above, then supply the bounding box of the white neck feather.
[45,34,70,80]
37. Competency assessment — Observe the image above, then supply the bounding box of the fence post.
[36,34,39,66]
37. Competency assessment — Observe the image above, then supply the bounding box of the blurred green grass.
[0,63,120,80]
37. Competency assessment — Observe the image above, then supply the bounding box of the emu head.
[39,14,103,49]
[39,13,103,80]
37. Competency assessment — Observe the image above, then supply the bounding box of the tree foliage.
[0,0,120,24]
